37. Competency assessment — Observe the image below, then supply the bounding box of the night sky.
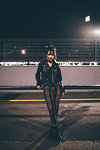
[0,0,100,38]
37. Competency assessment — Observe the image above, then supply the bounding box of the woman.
[35,46,65,142]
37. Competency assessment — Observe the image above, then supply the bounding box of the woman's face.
[47,50,54,62]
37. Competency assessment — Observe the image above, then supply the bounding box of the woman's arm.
[35,62,42,87]
[57,64,65,94]
[57,65,62,82]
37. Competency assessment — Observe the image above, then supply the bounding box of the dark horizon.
[0,0,100,39]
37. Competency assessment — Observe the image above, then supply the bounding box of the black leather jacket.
[35,59,65,92]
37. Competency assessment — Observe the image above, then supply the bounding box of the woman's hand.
[62,92,65,97]
[36,85,41,89]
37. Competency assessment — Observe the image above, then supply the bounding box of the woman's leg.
[43,85,56,125]
[44,85,63,141]
[43,85,61,126]
[54,85,61,119]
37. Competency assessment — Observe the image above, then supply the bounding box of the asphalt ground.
[0,91,100,150]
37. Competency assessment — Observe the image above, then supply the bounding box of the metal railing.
[0,85,100,90]
[0,38,100,63]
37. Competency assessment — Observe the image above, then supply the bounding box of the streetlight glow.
[21,49,26,54]
[94,30,100,34]
[85,16,90,22]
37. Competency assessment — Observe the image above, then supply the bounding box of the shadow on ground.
[0,101,100,150]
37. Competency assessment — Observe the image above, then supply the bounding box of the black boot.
[54,126,63,142]
[49,125,55,138]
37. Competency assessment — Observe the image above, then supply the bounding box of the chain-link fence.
[0,38,100,63]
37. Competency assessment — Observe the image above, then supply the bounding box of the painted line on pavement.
[6,98,100,102]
